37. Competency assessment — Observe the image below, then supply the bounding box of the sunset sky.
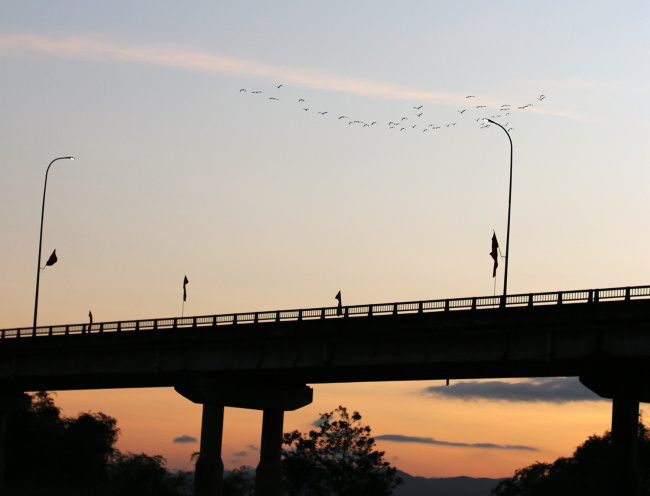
[1,1,649,479]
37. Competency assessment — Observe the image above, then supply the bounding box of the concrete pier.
[611,397,641,496]
[194,404,225,496]
[175,376,312,496]
[255,409,285,496]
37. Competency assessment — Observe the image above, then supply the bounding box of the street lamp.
[484,119,513,298]
[33,156,75,336]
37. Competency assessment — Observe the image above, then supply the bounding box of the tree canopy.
[4,391,189,495]
[491,418,650,496]
[281,405,402,496]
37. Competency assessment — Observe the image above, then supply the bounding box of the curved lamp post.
[484,119,513,298]
[33,156,75,336]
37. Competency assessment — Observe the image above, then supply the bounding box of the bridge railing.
[2,285,649,339]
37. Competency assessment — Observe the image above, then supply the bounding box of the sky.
[1,0,649,479]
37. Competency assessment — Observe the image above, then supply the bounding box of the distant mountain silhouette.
[393,470,505,496]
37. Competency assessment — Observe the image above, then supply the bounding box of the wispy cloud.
[173,435,198,444]
[422,377,604,404]
[229,444,259,464]
[376,434,537,451]
[0,33,470,105]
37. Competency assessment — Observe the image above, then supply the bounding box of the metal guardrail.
[2,285,649,340]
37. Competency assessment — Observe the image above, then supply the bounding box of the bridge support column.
[580,368,649,496]
[611,396,640,496]
[194,403,225,496]
[175,376,313,496]
[255,409,284,496]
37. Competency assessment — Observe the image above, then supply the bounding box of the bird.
[339,116,348,119]
[537,94,546,101]
[299,98,305,102]
[415,113,423,117]
[466,95,475,98]
[302,108,309,111]
[518,104,533,109]
[414,106,423,110]
[277,84,283,88]
[458,109,466,114]
[371,122,378,126]
[476,105,486,108]
[507,128,514,131]
[401,117,408,121]
[269,97,278,100]
[318,111,328,115]
[239,89,246,92]
[412,124,417,128]
[252,91,262,94]
[363,124,369,127]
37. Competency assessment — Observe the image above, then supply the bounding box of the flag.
[490,232,499,278]
[335,291,342,316]
[183,276,189,302]
[45,249,57,266]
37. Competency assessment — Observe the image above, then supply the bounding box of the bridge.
[2,284,650,495]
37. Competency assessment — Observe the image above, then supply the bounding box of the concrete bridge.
[1,284,650,495]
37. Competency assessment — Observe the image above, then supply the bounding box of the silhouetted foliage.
[491,418,650,496]
[62,411,119,485]
[222,466,255,496]
[4,392,188,495]
[110,452,190,496]
[281,406,403,496]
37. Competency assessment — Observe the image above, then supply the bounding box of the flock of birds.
[238,84,547,135]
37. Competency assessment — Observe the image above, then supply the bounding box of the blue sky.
[1,0,649,478]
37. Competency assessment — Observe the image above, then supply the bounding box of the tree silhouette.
[62,411,120,485]
[110,452,189,495]
[3,392,188,495]
[491,418,650,496]
[222,465,255,496]
[281,406,402,496]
